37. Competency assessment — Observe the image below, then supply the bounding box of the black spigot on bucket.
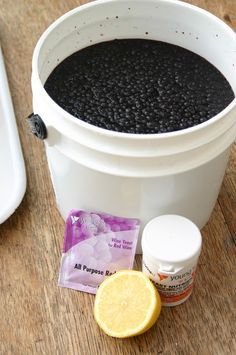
[27,113,47,140]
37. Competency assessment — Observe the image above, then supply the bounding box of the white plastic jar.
[142,215,202,306]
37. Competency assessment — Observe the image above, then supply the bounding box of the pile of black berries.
[45,39,234,134]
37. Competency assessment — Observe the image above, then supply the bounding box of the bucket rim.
[32,0,236,141]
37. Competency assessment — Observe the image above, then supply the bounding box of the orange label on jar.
[142,259,197,306]
[156,284,193,303]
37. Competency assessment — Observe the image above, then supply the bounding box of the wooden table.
[0,0,235,354]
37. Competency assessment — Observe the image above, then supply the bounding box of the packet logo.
[71,215,79,225]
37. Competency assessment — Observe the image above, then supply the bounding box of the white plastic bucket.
[31,0,236,252]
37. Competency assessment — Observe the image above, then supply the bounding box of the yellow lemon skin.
[94,270,162,338]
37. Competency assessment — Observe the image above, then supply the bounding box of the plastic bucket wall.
[32,0,236,252]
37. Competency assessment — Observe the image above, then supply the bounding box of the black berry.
[45,39,234,134]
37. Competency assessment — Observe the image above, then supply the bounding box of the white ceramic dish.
[0,46,26,224]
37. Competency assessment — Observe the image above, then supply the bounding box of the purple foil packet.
[58,210,140,294]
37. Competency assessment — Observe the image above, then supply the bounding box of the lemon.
[94,270,161,338]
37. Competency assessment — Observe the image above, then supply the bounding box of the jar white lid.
[142,215,202,264]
